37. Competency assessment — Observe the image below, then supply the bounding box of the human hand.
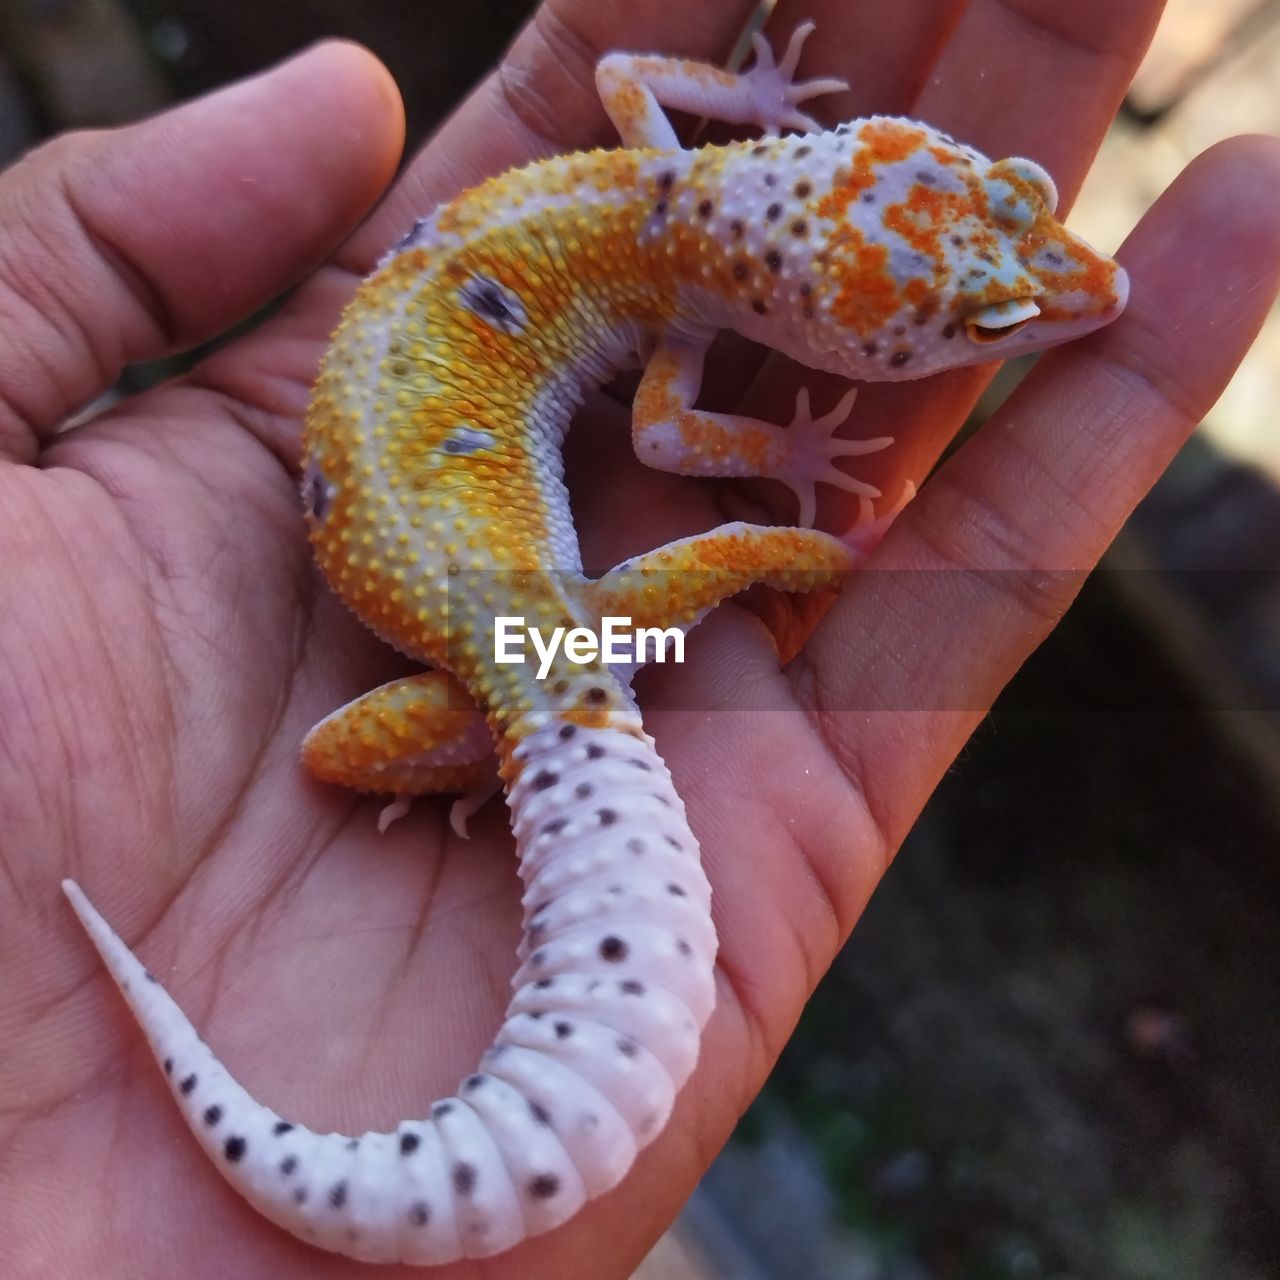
[3,3,1278,1277]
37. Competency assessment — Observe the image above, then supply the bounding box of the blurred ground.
[1,1,1275,1277]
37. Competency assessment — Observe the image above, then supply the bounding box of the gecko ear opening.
[964,298,1041,345]
[989,157,1059,214]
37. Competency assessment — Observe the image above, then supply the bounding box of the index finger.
[848,0,1169,496]
[804,137,1280,855]
[919,0,1165,206]
[340,0,760,272]
[743,0,1168,528]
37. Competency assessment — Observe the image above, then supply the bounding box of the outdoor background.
[1,2,1276,1277]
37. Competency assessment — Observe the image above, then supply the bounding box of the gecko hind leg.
[575,522,857,678]
[302,671,498,835]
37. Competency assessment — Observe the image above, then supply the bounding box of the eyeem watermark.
[495,616,685,680]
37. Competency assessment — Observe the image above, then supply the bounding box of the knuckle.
[911,465,1084,626]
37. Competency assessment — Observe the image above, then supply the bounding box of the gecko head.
[946,156,1129,362]
[805,148,1128,381]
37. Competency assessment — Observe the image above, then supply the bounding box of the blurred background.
[2,1,1276,1276]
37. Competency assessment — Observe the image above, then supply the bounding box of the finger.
[0,42,403,463]
[742,0,1167,530]
[709,0,968,458]
[768,0,966,119]
[228,1,763,464]
[341,0,761,271]
[802,136,1280,849]
[689,0,965,415]
[917,0,1165,203]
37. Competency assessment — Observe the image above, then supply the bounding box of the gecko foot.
[743,22,849,135]
[776,386,892,527]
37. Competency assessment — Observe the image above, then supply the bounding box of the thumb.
[0,41,403,463]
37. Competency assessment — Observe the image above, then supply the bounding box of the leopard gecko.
[62,21,1129,1265]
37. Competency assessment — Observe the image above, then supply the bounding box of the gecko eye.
[964,298,1041,345]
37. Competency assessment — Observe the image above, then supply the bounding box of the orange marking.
[826,225,901,336]
[815,152,877,220]
[884,183,972,267]
[630,56,737,90]
[857,119,927,163]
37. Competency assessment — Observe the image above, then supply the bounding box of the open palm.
[3,2,1278,1277]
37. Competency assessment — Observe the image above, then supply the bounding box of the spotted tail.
[61,717,715,1265]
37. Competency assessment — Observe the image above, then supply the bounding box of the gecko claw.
[846,480,918,558]
[450,775,502,838]
[377,796,413,833]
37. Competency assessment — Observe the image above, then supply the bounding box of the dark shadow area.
[716,556,1280,1279]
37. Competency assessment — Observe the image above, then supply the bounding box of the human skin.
[2,1,1278,1277]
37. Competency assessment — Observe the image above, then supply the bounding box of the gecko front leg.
[632,332,892,527]
[595,20,847,148]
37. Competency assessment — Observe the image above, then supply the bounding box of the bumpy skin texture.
[62,24,1127,1266]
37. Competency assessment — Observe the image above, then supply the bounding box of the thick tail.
[61,716,715,1265]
